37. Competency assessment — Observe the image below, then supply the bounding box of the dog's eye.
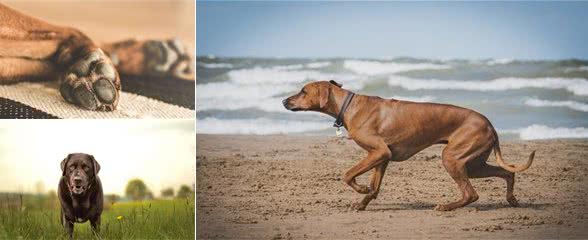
[69,166,75,170]
[83,166,90,171]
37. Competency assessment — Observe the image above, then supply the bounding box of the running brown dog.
[283,80,535,211]
[0,3,192,111]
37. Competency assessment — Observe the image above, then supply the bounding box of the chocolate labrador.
[283,80,534,211]
[58,153,103,239]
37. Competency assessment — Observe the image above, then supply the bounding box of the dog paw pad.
[60,49,120,111]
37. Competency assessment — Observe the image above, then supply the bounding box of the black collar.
[333,92,355,128]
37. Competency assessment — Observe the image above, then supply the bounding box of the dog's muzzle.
[282,98,302,111]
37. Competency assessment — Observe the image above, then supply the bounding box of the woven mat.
[0,82,194,119]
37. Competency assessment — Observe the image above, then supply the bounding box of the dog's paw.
[351,202,367,211]
[142,39,192,78]
[356,185,371,194]
[60,49,120,111]
[433,204,452,211]
[507,196,519,207]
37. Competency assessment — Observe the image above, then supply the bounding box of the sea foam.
[524,98,588,112]
[387,76,588,96]
[198,62,233,68]
[512,125,588,140]
[344,60,450,75]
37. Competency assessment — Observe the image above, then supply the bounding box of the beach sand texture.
[197,134,587,239]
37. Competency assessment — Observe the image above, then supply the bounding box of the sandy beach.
[197,134,588,239]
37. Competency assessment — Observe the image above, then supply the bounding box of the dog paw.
[60,49,120,111]
[433,204,452,211]
[351,202,367,211]
[507,196,519,207]
[356,185,371,194]
[142,39,193,78]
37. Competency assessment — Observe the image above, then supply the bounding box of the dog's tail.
[493,139,535,173]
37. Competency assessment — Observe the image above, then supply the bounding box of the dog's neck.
[320,87,360,129]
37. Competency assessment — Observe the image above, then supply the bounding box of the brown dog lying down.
[58,153,103,239]
[0,3,192,111]
[283,80,535,211]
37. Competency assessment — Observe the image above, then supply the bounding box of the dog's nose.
[73,177,82,184]
[282,99,288,107]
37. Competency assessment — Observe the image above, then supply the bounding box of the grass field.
[0,195,195,239]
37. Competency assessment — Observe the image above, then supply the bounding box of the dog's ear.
[60,154,72,176]
[319,84,330,109]
[329,80,342,88]
[90,155,100,176]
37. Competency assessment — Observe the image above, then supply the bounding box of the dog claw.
[60,49,120,111]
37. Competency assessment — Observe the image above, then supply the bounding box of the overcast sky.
[0,120,194,196]
[197,1,588,59]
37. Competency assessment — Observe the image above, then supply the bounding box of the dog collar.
[333,92,355,129]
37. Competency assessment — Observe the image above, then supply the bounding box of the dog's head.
[61,153,100,196]
[282,80,342,112]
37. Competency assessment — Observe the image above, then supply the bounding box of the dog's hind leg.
[466,150,519,207]
[353,161,389,210]
[435,146,480,211]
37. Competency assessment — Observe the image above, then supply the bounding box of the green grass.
[0,197,195,239]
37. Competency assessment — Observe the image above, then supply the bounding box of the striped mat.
[0,75,195,119]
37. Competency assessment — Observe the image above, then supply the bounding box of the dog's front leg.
[61,214,74,239]
[343,138,391,210]
[90,216,101,237]
[354,161,390,210]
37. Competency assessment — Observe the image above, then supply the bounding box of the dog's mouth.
[287,106,303,112]
[283,103,303,112]
[71,185,86,194]
[282,99,303,111]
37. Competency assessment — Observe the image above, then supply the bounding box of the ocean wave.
[228,67,326,84]
[196,117,329,134]
[344,60,451,75]
[272,64,304,71]
[306,61,331,69]
[564,66,588,73]
[198,62,233,68]
[502,124,588,140]
[524,98,588,112]
[388,95,436,102]
[197,82,294,99]
[226,67,364,90]
[486,58,514,65]
[197,97,288,112]
[387,76,588,96]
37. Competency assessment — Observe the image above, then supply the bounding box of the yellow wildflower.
[116,216,123,220]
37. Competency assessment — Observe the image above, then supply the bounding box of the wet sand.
[197,134,588,239]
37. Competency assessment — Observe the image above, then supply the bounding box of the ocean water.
[196,57,588,140]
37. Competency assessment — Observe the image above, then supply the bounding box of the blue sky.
[197,1,588,59]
